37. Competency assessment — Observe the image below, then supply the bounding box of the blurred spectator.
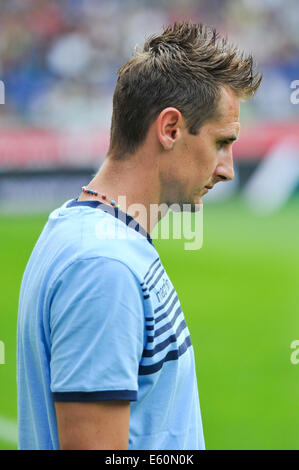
[0,0,298,131]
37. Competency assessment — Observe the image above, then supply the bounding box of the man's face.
[160,86,240,209]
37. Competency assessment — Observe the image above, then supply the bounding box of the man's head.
[108,21,262,207]
[156,85,241,208]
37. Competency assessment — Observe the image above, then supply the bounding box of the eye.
[217,139,234,150]
[217,140,229,149]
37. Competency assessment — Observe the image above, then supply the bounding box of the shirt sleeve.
[49,256,144,402]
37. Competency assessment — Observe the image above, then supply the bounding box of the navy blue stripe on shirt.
[145,316,154,322]
[139,335,192,375]
[144,258,160,281]
[145,263,163,286]
[146,305,183,343]
[146,324,155,331]
[143,319,188,358]
[155,295,180,325]
[154,288,176,314]
[52,390,137,402]
[154,305,182,339]
[148,267,165,292]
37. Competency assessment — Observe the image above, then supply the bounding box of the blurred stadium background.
[0,0,299,450]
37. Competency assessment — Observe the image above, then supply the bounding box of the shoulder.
[52,255,143,292]
[45,201,160,290]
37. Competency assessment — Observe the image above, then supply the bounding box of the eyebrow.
[217,135,238,142]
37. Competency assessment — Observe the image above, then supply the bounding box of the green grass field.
[1,195,299,449]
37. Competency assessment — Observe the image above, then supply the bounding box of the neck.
[78,148,167,234]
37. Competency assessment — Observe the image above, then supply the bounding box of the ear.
[156,107,182,150]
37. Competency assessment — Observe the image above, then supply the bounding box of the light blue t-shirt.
[17,198,205,450]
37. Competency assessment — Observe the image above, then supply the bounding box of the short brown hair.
[109,21,262,157]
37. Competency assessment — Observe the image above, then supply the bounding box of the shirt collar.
[66,198,154,246]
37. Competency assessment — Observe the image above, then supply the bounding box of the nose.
[214,151,235,182]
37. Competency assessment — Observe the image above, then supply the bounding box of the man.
[17,22,261,450]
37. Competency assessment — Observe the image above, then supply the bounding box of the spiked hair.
[109,22,262,156]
